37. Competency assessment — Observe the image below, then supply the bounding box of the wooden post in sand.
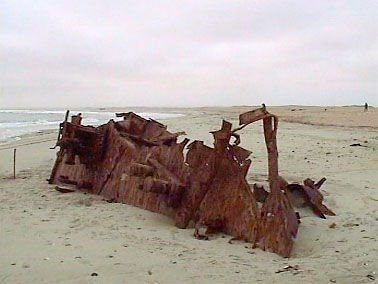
[13,148,16,179]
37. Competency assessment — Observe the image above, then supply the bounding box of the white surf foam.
[0,110,184,143]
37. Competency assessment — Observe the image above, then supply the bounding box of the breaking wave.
[0,110,183,143]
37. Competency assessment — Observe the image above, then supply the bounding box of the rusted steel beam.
[239,106,270,126]
[240,113,299,257]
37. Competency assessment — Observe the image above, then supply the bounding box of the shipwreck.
[49,107,334,257]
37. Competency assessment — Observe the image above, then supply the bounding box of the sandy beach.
[1,106,377,284]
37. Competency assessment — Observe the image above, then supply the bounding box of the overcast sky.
[1,1,377,108]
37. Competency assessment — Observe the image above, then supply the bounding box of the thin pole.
[13,148,16,179]
[64,110,70,122]
[50,109,69,149]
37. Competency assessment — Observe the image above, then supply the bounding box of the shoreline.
[1,106,377,179]
[1,106,377,147]
[0,110,185,145]
[1,106,378,283]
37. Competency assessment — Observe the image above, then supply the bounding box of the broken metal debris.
[49,107,334,257]
[367,274,376,281]
[287,177,335,219]
[55,185,75,193]
[275,265,303,275]
[349,143,367,147]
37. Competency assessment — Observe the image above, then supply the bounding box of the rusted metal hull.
[49,108,334,257]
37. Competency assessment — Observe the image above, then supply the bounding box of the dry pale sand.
[0,106,377,284]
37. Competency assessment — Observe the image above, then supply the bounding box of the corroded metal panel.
[49,107,334,258]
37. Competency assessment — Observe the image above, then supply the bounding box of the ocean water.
[0,109,183,143]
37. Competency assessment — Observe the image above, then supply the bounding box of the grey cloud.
[0,0,377,107]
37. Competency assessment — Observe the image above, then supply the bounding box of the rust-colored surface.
[49,107,334,257]
[287,178,335,218]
